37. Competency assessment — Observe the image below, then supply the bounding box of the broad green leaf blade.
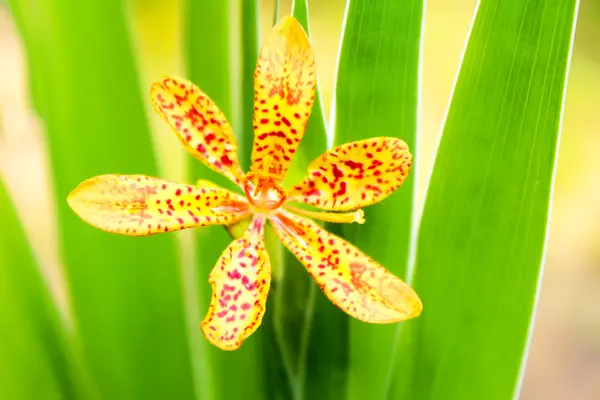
[0,178,93,399]
[391,0,579,399]
[9,1,196,398]
[186,1,266,399]
[330,0,424,398]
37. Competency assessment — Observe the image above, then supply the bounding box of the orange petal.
[288,138,412,211]
[67,175,250,236]
[271,211,422,323]
[201,217,271,350]
[251,16,316,180]
[151,76,245,185]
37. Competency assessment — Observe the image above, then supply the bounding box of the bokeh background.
[0,0,598,398]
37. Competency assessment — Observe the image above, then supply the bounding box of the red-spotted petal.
[288,138,412,211]
[250,16,316,181]
[201,218,271,350]
[151,76,245,185]
[271,211,422,323]
[67,175,249,236]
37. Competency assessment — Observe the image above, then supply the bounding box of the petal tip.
[276,15,302,30]
[272,15,311,49]
[408,291,423,318]
[66,190,83,216]
[65,176,112,231]
[149,75,186,110]
[151,74,180,88]
[382,282,423,322]
[66,176,99,211]
[149,75,170,97]
[200,322,243,351]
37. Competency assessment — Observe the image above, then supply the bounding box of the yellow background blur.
[0,1,598,398]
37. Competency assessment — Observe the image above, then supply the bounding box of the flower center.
[243,175,286,211]
[244,155,286,211]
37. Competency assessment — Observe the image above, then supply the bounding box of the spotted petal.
[271,211,422,323]
[67,175,249,236]
[251,16,316,180]
[151,76,245,185]
[288,138,412,211]
[201,218,271,350]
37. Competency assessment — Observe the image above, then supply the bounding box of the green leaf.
[390,0,579,399]
[330,0,424,398]
[9,0,196,398]
[186,1,267,399]
[0,178,93,399]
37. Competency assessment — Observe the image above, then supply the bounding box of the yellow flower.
[67,16,422,351]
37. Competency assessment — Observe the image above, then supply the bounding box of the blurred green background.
[0,0,596,399]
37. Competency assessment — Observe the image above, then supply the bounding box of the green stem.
[296,281,316,399]
[273,285,301,399]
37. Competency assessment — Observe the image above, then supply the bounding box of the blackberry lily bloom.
[67,16,422,350]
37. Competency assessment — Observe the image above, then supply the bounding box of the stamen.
[250,155,285,182]
[212,200,250,214]
[243,173,286,211]
[284,205,365,224]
